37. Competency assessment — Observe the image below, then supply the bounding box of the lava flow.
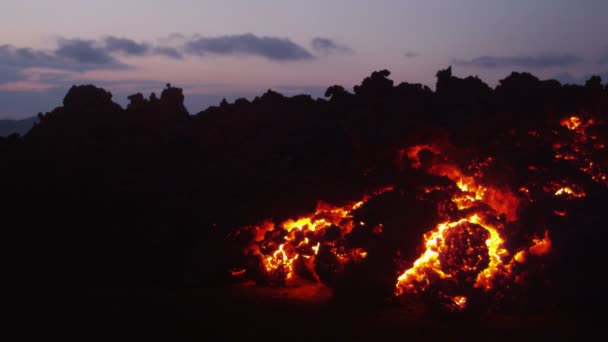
[554,115,607,186]
[230,114,600,313]
[394,145,521,310]
[235,187,393,284]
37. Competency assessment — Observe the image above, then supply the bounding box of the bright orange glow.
[554,186,586,198]
[395,214,508,296]
[514,250,526,263]
[560,116,582,130]
[406,145,520,221]
[529,230,551,256]
[266,244,298,279]
[395,219,460,295]
[395,145,521,306]
[554,114,608,187]
[283,217,315,232]
[241,186,393,283]
[472,215,509,290]
[512,230,551,267]
[231,135,581,312]
[452,296,467,309]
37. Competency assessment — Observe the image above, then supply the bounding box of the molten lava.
[395,146,513,300]
[555,115,607,186]
[239,187,393,283]
[529,230,551,256]
[231,113,599,312]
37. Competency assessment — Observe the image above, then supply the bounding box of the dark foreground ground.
[14,281,594,342]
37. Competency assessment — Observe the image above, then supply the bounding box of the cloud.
[104,37,150,56]
[310,37,353,56]
[0,32,334,115]
[55,38,128,68]
[0,40,129,92]
[0,65,24,83]
[1,36,185,86]
[158,33,186,44]
[153,46,183,59]
[1,42,127,87]
[102,36,183,59]
[2,32,334,79]
[404,51,419,58]
[0,44,80,71]
[184,33,314,61]
[453,53,583,68]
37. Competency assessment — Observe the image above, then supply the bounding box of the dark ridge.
[2,69,606,340]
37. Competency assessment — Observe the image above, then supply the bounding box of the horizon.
[0,66,605,122]
[2,0,608,119]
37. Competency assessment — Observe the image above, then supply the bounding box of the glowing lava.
[395,214,508,296]
[555,115,607,186]
[230,114,599,312]
[395,145,515,303]
[240,187,392,283]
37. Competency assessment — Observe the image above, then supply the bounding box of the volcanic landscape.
[4,68,606,340]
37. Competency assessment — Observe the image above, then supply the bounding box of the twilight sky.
[1,0,607,119]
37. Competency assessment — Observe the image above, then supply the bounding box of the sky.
[1,0,608,119]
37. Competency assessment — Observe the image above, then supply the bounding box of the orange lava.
[394,145,515,300]
[241,187,392,283]
[555,115,607,187]
[231,112,601,311]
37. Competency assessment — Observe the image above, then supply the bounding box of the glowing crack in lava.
[238,187,393,283]
[394,146,517,307]
[395,214,507,296]
[554,115,607,186]
[230,113,599,310]
[392,126,591,310]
